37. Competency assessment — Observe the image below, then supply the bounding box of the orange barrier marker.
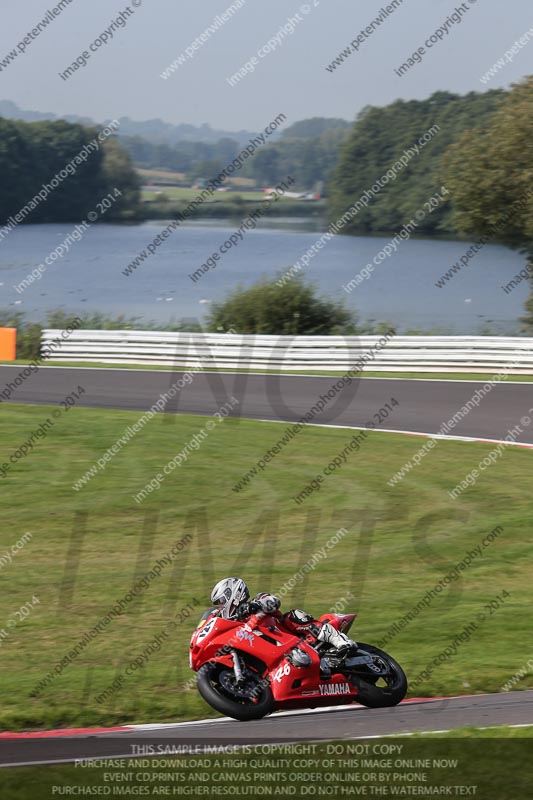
[0,328,16,360]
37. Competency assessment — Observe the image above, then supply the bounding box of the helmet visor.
[213,587,232,609]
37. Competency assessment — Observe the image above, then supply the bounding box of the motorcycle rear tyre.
[351,642,407,708]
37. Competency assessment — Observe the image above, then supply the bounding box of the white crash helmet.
[210,577,249,619]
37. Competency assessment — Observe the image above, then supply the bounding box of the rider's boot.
[317,623,358,662]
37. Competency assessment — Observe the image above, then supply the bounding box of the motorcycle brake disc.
[219,670,258,699]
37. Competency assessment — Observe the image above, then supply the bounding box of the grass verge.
[3,360,533,382]
[0,403,532,732]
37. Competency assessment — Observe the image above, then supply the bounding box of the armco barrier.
[39,330,533,373]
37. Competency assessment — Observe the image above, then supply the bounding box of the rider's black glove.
[236,601,261,619]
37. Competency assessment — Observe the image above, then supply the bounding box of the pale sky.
[1,0,532,131]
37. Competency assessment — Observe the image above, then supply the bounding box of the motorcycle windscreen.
[195,607,217,627]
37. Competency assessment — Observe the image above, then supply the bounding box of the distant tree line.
[0,102,257,145]
[122,117,351,191]
[2,84,531,257]
[124,135,243,181]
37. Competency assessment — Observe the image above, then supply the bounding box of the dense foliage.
[441,77,533,330]
[0,117,140,224]
[443,78,533,246]
[329,90,505,235]
[206,275,358,335]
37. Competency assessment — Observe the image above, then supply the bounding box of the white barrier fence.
[40,330,533,373]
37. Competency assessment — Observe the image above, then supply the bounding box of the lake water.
[0,218,529,333]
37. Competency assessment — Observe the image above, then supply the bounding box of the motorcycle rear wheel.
[197,661,274,721]
[348,642,407,708]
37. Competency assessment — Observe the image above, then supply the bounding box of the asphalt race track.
[1,692,532,767]
[2,365,533,444]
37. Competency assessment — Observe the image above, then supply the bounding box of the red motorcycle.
[189,608,407,721]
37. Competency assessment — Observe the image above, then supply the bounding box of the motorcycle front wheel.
[348,642,407,708]
[197,661,274,721]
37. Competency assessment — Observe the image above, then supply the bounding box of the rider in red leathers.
[210,577,358,671]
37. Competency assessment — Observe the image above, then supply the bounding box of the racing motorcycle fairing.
[318,612,356,634]
[190,609,361,709]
